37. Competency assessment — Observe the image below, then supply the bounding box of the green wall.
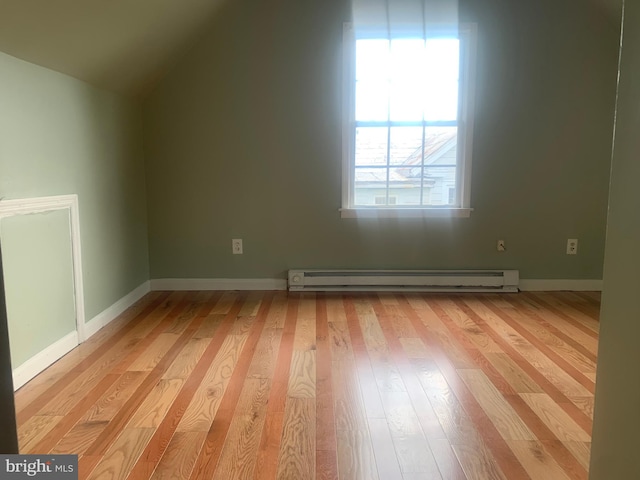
[143,0,618,280]
[1,211,76,367]
[590,2,640,477]
[0,51,149,321]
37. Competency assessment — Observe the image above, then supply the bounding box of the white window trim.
[340,22,478,219]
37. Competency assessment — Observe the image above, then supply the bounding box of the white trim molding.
[12,331,78,390]
[150,277,602,292]
[519,279,603,292]
[85,281,151,338]
[0,194,86,340]
[150,278,287,291]
[11,280,151,390]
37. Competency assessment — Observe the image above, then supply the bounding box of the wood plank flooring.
[14,290,599,479]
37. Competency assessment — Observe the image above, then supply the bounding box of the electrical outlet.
[232,238,243,255]
[567,238,578,255]
[497,240,506,252]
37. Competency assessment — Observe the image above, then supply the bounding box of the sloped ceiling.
[0,0,623,98]
[0,0,226,97]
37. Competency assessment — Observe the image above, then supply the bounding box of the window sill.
[340,208,472,219]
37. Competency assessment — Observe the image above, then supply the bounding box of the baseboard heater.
[288,269,519,293]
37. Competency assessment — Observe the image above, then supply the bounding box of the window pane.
[424,38,459,121]
[356,39,389,81]
[424,127,458,167]
[389,80,424,120]
[353,128,459,206]
[389,127,422,166]
[355,127,388,166]
[389,166,422,205]
[390,39,426,81]
[422,166,457,205]
[389,39,426,121]
[355,37,460,122]
[356,80,388,121]
[355,39,389,121]
[354,168,388,206]
[375,195,397,205]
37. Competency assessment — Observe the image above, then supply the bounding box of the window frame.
[340,22,478,219]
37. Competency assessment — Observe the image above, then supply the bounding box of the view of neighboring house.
[354,126,458,206]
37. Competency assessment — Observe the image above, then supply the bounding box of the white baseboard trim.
[12,280,151,391]
[150,278,287,291]
[84,281,151,339]
[519,279,603,291]
[12,331,78,390]
[150,277,602,293]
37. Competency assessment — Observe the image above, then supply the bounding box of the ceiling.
[0,0,226,97]
[0,0,623,98]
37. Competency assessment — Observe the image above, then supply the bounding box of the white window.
[341,22,477,218]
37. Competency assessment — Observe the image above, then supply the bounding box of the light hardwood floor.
[14,290,599,479]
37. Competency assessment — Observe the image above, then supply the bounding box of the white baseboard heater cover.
[288,269,519,293]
